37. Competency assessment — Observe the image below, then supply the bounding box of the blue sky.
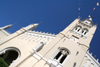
[0,0,100,62]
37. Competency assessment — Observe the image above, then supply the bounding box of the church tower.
[39,18,97,67]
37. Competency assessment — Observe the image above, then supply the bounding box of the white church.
[0,18,100,67]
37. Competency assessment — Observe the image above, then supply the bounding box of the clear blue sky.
[0,0,100,62]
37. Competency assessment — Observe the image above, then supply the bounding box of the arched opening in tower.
[0,50,18,66]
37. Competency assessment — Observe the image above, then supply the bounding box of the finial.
[89,17,92,21]
[88,15,93,21]
[36,31,39,33]
[53,33,55,35]
[46,32,49,34]
[39,31,42,33]
[90,53,92,55]
[50,33,52,35]
[0,24,13,30]
[97,59,99,62]
[8,24,13,27]
[78,16,81,20]
[33,24,39,27]
[24,23,39,31]
[43,32,45,34]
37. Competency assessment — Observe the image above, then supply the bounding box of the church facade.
[0,18,100,67]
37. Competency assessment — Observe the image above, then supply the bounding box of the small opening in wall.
[73,62,76,67]
[84,32,86,35]
[76,51,79,55]
[77,29,80,32]
[54,52,61,60]
[60,55,67,63]
[82,30,84,33]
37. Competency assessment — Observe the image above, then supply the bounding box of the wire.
[88,2,99,18]
[78,0,81,19]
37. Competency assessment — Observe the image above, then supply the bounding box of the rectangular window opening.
[60,55,67,63]
[54,52,61,60]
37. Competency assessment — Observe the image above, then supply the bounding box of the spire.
[0,24,13,30]
[23,23,39,31]
[33,24,39,28]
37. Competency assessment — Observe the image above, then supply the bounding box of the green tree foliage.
[0,57,8,67]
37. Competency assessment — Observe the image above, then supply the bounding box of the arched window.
[47,47,70,67]
[82,28,88,36]
[54,48,69,64]
[0,47,20,66]
[73,25,82,33]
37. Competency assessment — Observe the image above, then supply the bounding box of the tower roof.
[80,18,94,27]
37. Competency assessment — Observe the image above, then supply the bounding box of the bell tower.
[39,18,97,67]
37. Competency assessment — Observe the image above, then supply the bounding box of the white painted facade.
[0,18,100,67]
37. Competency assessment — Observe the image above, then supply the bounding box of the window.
[72,25,89,37]
[83,20,91,25]
[53,48,70,64]
[0,47,20,66]
[76,51,79,55]
[47,48,70,67]
[73,25,82,33]
[73,62,76,67]
[82,28,88,36]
